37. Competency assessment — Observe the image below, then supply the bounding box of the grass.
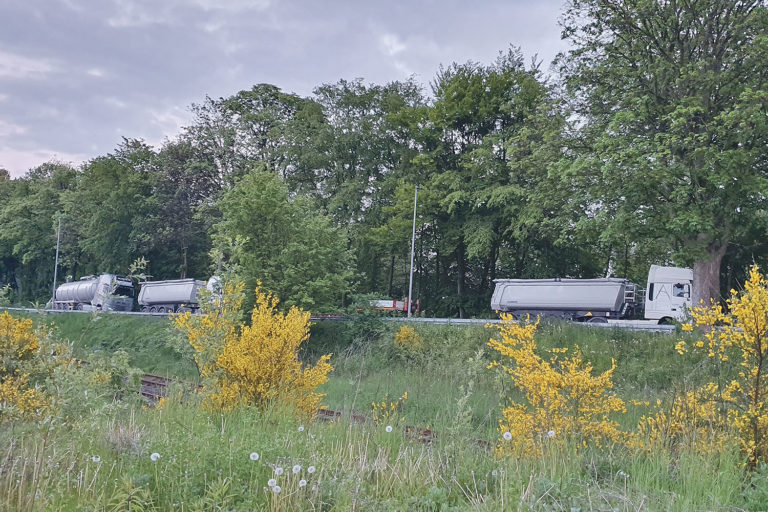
[1,310,762,510]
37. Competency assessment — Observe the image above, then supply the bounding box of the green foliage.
[0,162,77,301]
[0,284,12,306]
[560,0,768,302]
[213,170,355,312]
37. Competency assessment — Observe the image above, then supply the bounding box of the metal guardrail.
[1,307,676,333]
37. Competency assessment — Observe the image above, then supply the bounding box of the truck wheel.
[587,317,608,324]
[658,317,674,325]
[76,304,83,311]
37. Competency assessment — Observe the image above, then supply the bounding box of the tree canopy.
[2,2,768,315]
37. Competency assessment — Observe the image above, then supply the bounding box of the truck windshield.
[113,286,133,298]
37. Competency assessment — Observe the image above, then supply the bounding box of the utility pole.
[52,217,61,302]
[407,186,419,318]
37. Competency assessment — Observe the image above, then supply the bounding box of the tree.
[311,79,425,296]
[0,162,77,301]
[62,139,161,276]
[560,0,768,304]
[212,170,354,312]
[404,49,570,316]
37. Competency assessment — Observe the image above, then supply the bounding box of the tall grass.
[1,311,760,510]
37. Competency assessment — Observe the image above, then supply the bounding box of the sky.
[0,0,569,178]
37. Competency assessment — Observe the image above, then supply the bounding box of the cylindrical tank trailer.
[51,274,134,311]
[49,274,220,314]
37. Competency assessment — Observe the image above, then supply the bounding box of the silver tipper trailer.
[490,277,639,321]
[51,274,134,311]
[491,266,693,324]
[138,279,206,313]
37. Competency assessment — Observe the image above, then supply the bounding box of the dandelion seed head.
[502,431,512,441]
[298,425,305,432]
[385,425,393,433]
[91,455,101,463]
[272,485,281,493]
[249,452,260,461]
[150,452,161,462]
[274,467,284,476]
[492,469,498,477]
[547,430,555,438]
[292,464,301,474]
[268,478,277,487]
[299,479,307,487]
[307,465,316,474]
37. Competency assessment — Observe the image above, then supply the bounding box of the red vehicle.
[369,299,419,314]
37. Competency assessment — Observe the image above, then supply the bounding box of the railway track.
[0,306,675,332]
[139,375,459,447]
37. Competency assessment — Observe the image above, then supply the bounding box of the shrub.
[488,314,626,457]
[676,265,768,466]
[634,383,733,456]
[174,282,333,416]
[0,312,50,422]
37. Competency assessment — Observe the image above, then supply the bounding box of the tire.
[587,317,608,324]
[149,306,157,313]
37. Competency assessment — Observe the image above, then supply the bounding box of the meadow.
[2,309,767,511]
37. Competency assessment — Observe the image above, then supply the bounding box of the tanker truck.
[51,274,134,312]
[137,277,219,313]
[491,265,693,325]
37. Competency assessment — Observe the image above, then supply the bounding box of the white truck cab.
[644,265,693,322]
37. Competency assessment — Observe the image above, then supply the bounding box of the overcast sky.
[0,0,569,178]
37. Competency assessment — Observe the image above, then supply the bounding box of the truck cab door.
[645,281,691,321]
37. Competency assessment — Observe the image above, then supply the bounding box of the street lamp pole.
[52,217,61,301]
[407,185,419,318]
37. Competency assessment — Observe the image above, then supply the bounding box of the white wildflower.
[385,425,393,433]
[502,431,512,441]
[249,452,260,461]
[298,425,305,432]
[91,455,101,463]
[547,430,555,438]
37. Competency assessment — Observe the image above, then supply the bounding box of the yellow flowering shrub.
[634,384,733,456]
[173,281,245,378]
[0,312,50,422]
[371,392,408,425]
[676,265,768,466]
[174,283,333,417]
[488,314,626,457]
[394,326,423,352]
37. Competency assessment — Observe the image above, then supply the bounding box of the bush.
[173,282,333,416]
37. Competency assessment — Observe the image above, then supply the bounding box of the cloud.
[0,50,55,79]
[0,146,87,177]
[379,33,406,57]
[0,120,26,137]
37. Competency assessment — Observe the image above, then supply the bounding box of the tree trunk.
[456,238,466,319]
[692,240,728,307]
[387,253,395,297]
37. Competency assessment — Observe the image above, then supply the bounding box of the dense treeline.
[2,1,768,316]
